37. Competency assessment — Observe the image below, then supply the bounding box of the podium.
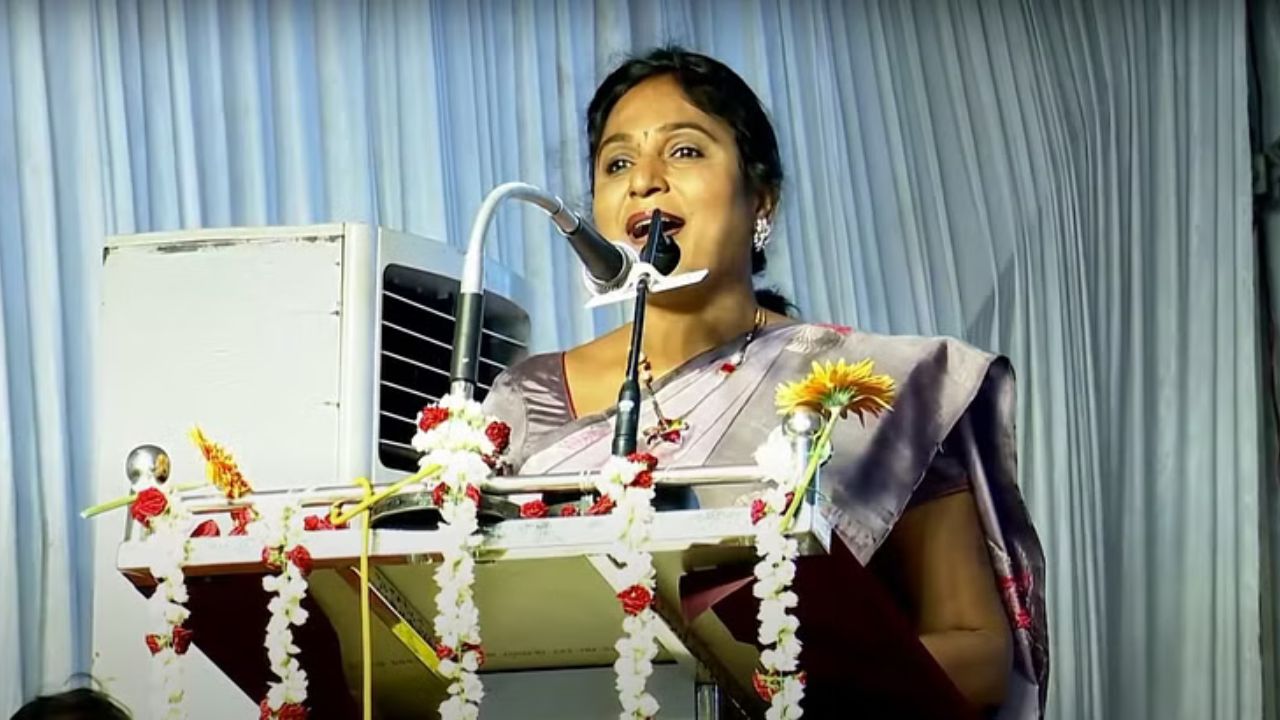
[112,476,978,719]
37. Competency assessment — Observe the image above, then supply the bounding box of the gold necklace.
[639,308,767,448]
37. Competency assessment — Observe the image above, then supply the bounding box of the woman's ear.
[754,190,778,222]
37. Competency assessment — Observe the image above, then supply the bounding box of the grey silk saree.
[481,322,1048,717]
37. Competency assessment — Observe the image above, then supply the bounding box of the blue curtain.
[0,1,1268,718]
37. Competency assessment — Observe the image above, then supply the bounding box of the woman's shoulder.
[779,322,1004,367]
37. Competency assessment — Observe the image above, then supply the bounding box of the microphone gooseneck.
[611,209,668,457]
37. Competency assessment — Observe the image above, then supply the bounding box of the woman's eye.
[605,158,632,175]
[671,145,703,159]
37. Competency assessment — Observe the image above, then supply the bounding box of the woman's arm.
[884,489,1013,708]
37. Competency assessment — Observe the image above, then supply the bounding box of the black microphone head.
[649,234,681,275]
[641,209,681,275]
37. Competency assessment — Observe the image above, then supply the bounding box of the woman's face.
[592,75,762,299]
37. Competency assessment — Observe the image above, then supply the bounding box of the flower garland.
[412,395,510,720]
[594,452,662,720]
[258,500,314,720]
[750,430,807,719]
[744,358,896,718]
[131,479,194,720]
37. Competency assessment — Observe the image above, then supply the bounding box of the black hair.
[11,688,132,720]
[586,46,795,316]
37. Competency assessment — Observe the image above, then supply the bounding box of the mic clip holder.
[584,263,708,309]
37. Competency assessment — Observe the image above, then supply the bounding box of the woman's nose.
[628,156,669,198]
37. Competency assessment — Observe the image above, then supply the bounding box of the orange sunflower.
[189,426,253,499]
[774,358,896,422]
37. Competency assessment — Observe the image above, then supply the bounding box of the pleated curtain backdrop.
[0,1,1269,718]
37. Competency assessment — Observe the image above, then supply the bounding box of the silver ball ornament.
[782,407,824,439]
[125,444,171,486]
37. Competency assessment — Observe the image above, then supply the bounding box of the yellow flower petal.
[774,358,896,423]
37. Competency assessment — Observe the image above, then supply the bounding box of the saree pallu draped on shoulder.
[481,324,1048,717]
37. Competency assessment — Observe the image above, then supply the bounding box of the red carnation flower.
[750,498,768,525]
[630,470,654,489]
[559,505,580,517]
[277,705,308,720]
[626,452,659,471]
[287,545,314,576]
[435,643,455,660]
[417,406,450,432]
[261,547,283,571]
[171,626,194,655]
[752,671,779,702]
[462,642,486,668]
[431,482,448,507]
[485,421,511,453]
[230,507,255,535]
[617,585,654,616]
[519,500,549,519]
[145,634,165,655]
[465,484,482,505]
[130,487,169,528]
[190,519,221,538]
[587,496,615,516]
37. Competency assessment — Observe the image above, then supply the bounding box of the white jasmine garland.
[259,499,311,718]
[595,454,661,720]
[414,398,498,720]
[751,428,808,719]
[137,479,193,720]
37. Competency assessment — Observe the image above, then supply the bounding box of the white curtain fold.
[0,0,1266,717]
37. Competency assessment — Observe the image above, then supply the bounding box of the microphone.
[543,205,638,294]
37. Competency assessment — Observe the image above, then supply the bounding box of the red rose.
[750,498,768,525]
[464,485,482,505]
[462,642,486,668]
[303,514,344,531]
[626,452,659,471]
[417,406,450,432]
[261,547,283,571]
[431,482,448,507]
[145,634,165,655]
[587,496,615,516]
[617,585,654,615]
[752,671,778,702]
[519,500,549,519]
[559,505,580,517]
[190,519,221,538]
[130,488,168,528]
[230,507,255,535]
[485,421,511,453]
[288,545,314,576]
[171,626,194,655]
[277,704,308,720]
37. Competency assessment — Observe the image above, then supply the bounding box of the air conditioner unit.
[91,223,533,717]
[94,223,532,497]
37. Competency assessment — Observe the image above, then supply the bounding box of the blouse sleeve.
[905,443,972,510]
